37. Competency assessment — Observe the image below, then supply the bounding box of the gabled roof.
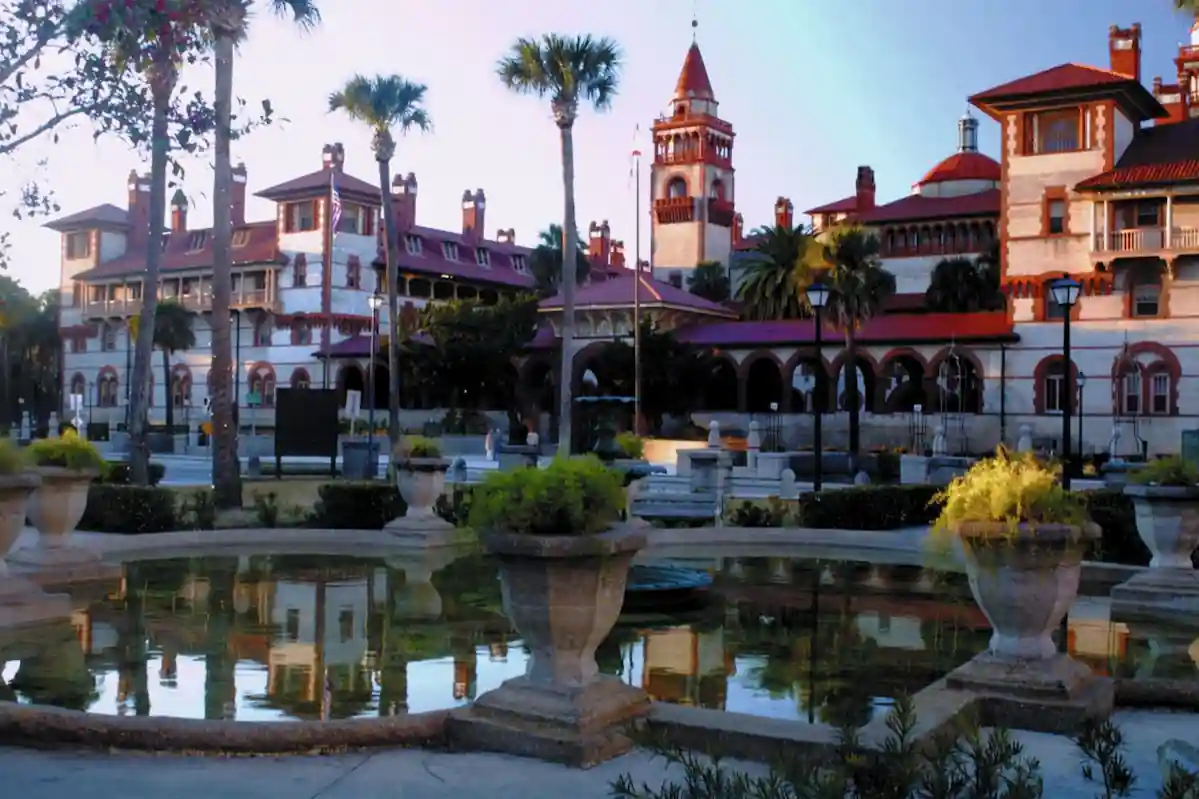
[1075,117,1199,191]
[256,168,381,202]
[540,272,736,316]
[804,195,859,216]
[856,189,1000,225]
[917,152,1001,186]
[674,43,715,100]
[675,311,1015,347]
[73,221,281,280]
[970,63,1164,122]
[44,203,130,232]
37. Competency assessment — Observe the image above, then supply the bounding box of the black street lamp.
[804,281,830,492]
[1050,277,1082,490]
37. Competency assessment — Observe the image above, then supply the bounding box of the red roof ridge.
[805,195,858,215]
[674,43,715,100]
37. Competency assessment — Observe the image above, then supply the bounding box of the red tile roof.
[44,203,130,232]
[256,168,380,201]
[1075,117,1199,190]
[804,195,858,215]
[674,43,715,100]
[675,311,1015,347]
[540,272,736,316]
[856,189,1000,225]
[917,152,1000,185]
[378,225,535,289]
[970,63,1164,121]
[73,221,282,280]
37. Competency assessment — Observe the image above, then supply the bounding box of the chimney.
[774,197,794,230]
[855,166,876,212]
[732,213,744,245]
[170,189,188,233]
[610,240,626,269]
[126,169,151,250]
[462,188,486,239]
[1108,24,1141,82]
[1152,76,1188,126]
[495,228,515,245]
[588,220,611,266]
[322,142,346,172]
[391,172,417,230]
[231,161,247,225]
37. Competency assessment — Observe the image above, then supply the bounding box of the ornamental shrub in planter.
[312,482,406,530]
[78,485,178,534]
[0,439,39,572]
[17,431,104,561]
[392,435,447,518]
[1123,455,1199,569]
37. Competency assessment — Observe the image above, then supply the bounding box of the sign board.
[1182,430,1199,468]
[69,393,84,412]
[274,388,339,475]
[345,389,362,418]
[246,390,262,407]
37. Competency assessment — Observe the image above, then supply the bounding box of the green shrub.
[178,489,216,530]
[1080,488,1159,566]
[434,486,473,528]
[78,485,178,534]
[468,455,624,536]
[615,432,645,459]
[0,439,24,475]
[101,460,165,486]
[1130,454,1199,487]
[24,430,104,471]
[394,434,442,465]
[253,491,280,528]
[793,484,942,530]
[312,481,406,529]
[726,497,792,527]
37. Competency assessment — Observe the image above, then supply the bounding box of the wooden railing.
[1093,227,1199,254]
[83,287,277,317]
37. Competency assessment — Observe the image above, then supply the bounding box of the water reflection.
[1,554,1195,724]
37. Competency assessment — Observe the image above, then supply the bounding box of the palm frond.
[822,225,895,333]
[269,0,321,31]
[496,33,623,110]
[328,74,432,133]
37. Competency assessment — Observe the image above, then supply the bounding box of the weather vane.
[692,0,698,41]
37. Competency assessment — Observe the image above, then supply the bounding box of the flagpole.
[324,172,334,389]
[633,143,642,436]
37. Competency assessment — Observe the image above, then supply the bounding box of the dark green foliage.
[727,498,791,528]
[178,489,216,530]
[924,252,1005,313]
[434,486,473,528]
[1077,718,1136,798]
[525,224,591,296]
[687,260,731,303]
[794,485,942,530]
[101,460,165,486]
[312,481,406,529]
[1081,489,1152,566]
[78,485,177,534]
[253,491,280,528]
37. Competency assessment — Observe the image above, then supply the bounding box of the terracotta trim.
[877,347,929,373]
[1001,112,1012,325]
[1111,341,1181,416]
[1032,354,1079,414]
[1040,186,1071,237]
[1102,101,1116,170]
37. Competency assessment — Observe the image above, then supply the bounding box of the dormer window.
[511,254,528,274]
[232,229,251,248]
[284,201,317,233]
[442,242,460,261]
[66,232,91,260]
[476,248,490,268]
[187,231,207,251]
[405,234,422,255]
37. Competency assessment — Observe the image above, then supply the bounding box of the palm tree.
[527,224,589,297]
[925,247,1004,314]
[153,300,195,435]
[207,0,321,509]
[735,224,822,321]
[497,34,622,456]
[687,260,731,303]
[329,74,432,457]
[823,225,895,470]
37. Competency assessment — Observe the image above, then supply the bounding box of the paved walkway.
[0,710,1192,798]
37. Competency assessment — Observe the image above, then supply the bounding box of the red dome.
[917,152,1001,185]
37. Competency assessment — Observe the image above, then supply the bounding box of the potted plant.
[19,430,103,557]
[1123,455,1199,569]
[0,439,40,573]
[932,448,1093,661]
[392,435,447,519]
[452,455,649,765]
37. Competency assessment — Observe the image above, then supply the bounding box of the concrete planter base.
[0,474,40,576]
[1110,568,1199,623]
[1123,484,1199,569]
[9,468,99,569]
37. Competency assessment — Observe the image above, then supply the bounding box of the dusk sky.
[2,0,1193,293]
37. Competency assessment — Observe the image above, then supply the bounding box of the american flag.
[329,171,342,234]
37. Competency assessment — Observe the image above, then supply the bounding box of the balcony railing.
[1092,227,1199,254]
[83,288,277,317]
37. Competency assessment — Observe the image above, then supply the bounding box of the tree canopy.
[735,224,823,321]
[528,224,590,296]
[688,260,731,304]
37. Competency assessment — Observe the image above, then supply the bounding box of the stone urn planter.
[394,458,449,518]
[0,472,40,576]
[9,466,101,567]
[1122,484,1199,569]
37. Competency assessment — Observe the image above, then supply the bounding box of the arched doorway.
[337,364,365,409]
[836,358,877,412]
[878,352,926,413]
[702,358,738,411]
[789,359,828,413]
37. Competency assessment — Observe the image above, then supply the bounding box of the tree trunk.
[128,66,176,486]
[162,348,174,433]
[845,332,860,472]
[556,122,578,457]
[210,29,241,508]
[377,154,401,456]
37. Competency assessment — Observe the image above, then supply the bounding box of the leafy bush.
[434,486,473,528]
[178,489,216,530]
[0,439,24,475]
[100,460,165,486]
[615,432,645,459]
[468,455,625,536]
[1131,455,1199,487]
[312,482,406,529]
[727,497,792,527]
[393,434,443,467]
[253,491,280,528]
[933,448,1087,537]
[78,485,178,534]
[794,485,942,530]
[24,430,104,471]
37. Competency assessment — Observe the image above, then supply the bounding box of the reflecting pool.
[1,554,1187,725]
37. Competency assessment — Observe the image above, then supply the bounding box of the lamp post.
[1077,371,1087,475]
[1049,277,1081,490]
[367,292,384,471]
[804,281,830,492]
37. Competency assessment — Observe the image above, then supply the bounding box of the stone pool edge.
[0,700,448,754]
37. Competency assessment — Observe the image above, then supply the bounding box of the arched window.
[69,373,86,398]
[171,367,192,408]
[1044,361,1067,413]
[102,322,117,352]
[290,368,311,389]
[247,364,276,407]
[96,368,119,408]
[291,317,313,346]
[666,177,687,199]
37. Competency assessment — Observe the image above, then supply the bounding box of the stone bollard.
[746,420,761,472]
[780,468,798,499]
[47,412,60,437]
[931,423,947,457]
[707,419,721,448]
[1016,424,1033,453]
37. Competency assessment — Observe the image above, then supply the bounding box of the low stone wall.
[642,439,707,470]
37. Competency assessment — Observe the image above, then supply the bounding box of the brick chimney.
[321,142,345,172]
[588,220,612,267]
[231,161,247,225]
[774,197,794,230]
[462,188,485,239]
[855,166,876,212]
[495,228,515,245]
[732,213,744,245]
[1109,24,1141,82]
[170,189,188,233]
[391,172,417,230]
[610,240,626,269]
[126,169,151,250]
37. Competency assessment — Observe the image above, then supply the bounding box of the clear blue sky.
[2,0,1192,293]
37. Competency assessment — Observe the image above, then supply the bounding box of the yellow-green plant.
[393,434,442,461]
[615,431,645,459]
[932,448,1086,539]
[24,430,104,472]
[1130,454,1199,488]
[468,455,625,536]
[0,439,24,475]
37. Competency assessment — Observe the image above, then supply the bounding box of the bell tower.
[649,35,736,285]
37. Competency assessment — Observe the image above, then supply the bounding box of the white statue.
[707,420,721,448]
[931,423,948,457]
[1108,422,1123,461]
[746,420,761,470]
[1016,424,1033,453]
